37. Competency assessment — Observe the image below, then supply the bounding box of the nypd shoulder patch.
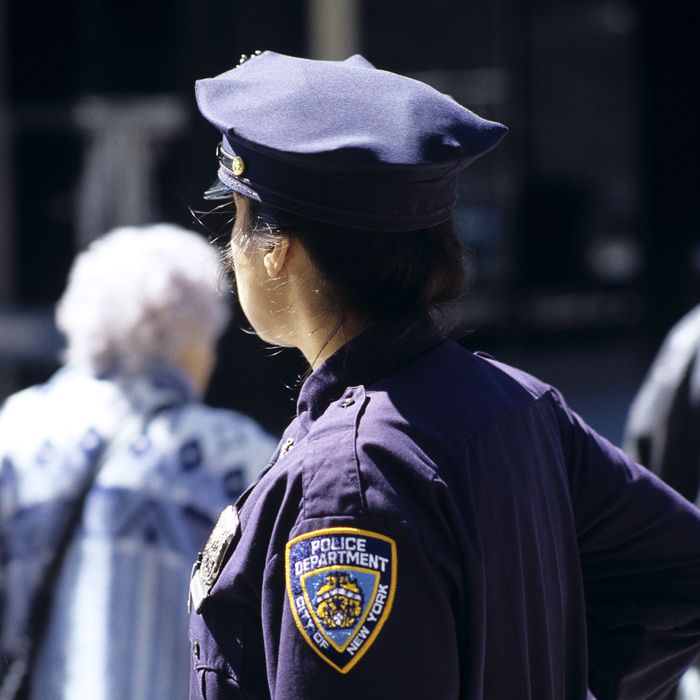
[285,527,397,673]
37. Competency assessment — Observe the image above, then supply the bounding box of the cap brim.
[203,177,234,201]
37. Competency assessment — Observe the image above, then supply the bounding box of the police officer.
[188,51,700,699]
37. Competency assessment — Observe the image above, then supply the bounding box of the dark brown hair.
[237,198,466,324]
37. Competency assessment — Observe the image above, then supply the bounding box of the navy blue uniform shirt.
[189,316,700,699]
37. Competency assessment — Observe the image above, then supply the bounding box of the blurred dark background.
[1,0,698,444]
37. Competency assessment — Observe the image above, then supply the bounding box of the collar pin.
[280,437,295,457]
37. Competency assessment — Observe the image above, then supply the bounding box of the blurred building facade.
[0,0,698,436]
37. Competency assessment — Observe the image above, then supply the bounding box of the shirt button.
[193,641,201,659]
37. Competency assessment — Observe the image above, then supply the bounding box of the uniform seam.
[294,514,410,527]
[353,391,371,514]
[197,666,251,700]
[462,388,554,450]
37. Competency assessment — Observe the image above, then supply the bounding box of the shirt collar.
[296,313,445,431]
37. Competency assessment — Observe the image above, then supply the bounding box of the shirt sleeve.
[266,512,460,700]
[555,390,700,699]
[189,487,461,700]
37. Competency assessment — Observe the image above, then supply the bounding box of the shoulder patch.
[285,527,397,673]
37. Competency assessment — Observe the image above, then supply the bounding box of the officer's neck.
[280,243,366,370]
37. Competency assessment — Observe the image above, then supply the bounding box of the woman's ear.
[263,237,290,278]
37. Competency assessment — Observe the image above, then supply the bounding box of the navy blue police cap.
[195,51,507,232]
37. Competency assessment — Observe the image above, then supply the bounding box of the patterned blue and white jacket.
[0,365,277,700]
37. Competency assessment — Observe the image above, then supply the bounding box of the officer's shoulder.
[366,340,554,441]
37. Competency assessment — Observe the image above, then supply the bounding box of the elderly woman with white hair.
[0,224,277,700]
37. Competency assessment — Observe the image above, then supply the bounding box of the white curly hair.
[56,223,230,376]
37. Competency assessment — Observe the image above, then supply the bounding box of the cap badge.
[237,50,262,67]
[232,156,246,176]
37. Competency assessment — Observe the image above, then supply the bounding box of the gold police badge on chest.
[189,505,240,613]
